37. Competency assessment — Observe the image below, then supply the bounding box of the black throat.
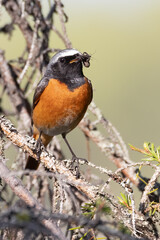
[63,76,86,91]
[45,62,86,91]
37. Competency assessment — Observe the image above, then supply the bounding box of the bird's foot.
[72,155,88,164]
[71,155,88,178]
[35,138,43,162]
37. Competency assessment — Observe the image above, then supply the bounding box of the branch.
[54,0,72,48]
[0,158,67,240]
[2,0,50,69]
[0,50,31,128]
[17,19,39,84]
[2,0,34,49]
[0,115,135,200]
[79,102,138,186]
[0,115,97,200]
[140,166,160,212]
[0,116,158,239]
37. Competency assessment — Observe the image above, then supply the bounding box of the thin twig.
[52,25,68,45]
[79,116,138,186]
[140,166,160,212]
[89,101,130,163]
[17,20,39,84]
[0,50,31,128]
[21,0,26,19]
[0,0,2,17]
[54,0,72,48]
[25,70,41,97]
[105,161,157,189]
[0,157,67,240]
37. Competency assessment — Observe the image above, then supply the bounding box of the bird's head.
[45,49,91,82]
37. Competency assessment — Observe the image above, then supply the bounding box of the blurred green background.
[1,0,160,171]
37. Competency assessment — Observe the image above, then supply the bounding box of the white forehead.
[51,49,81,64]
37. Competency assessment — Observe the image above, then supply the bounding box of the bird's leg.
[62,133,88,178]
[36,131,42,161]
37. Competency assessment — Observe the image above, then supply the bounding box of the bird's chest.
[33,78,92,135]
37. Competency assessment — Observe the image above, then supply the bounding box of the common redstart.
[25,49,93,170]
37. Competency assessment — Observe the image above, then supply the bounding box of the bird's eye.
[74,53,79,58]
[60,57,65,63]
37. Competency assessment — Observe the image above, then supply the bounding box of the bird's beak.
[69,52,91,67]
[69,58,79,64]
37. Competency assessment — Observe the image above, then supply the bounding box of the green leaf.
[120,193,127,203]
[69,226,81,231]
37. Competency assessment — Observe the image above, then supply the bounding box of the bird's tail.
[25,126,52,170]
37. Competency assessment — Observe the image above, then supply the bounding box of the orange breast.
[32,78,92,136]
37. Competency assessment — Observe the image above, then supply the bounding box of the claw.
[71,155,88,178]
[62,133,88,178]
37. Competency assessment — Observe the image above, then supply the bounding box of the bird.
[25,48,93,171]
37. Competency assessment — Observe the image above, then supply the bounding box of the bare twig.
[140,166,160,212]
[89,102,130,163]
[17,19,39,84]
[106,161,157,189]
[79,115,138,186]
[0,157,38,207]
[48,213,145,240]
[0,50,31,128]
[54,0,72,48]
[3,0,33,48]
[20,0,25,19]
[52,25,69,45]
[3,0,50,70]
[25,70,41,97]
[0,158,67,240]
[0,0,2,17]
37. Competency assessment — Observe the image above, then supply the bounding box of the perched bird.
[25,48,93,170]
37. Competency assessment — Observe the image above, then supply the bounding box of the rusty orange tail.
[25,126,52,170]
[25,155,40,170]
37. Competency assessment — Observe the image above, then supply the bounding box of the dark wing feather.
[87,78,93,104]
[33,77,49,109]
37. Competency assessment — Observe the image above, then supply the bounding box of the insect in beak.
[82,52,91,68]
